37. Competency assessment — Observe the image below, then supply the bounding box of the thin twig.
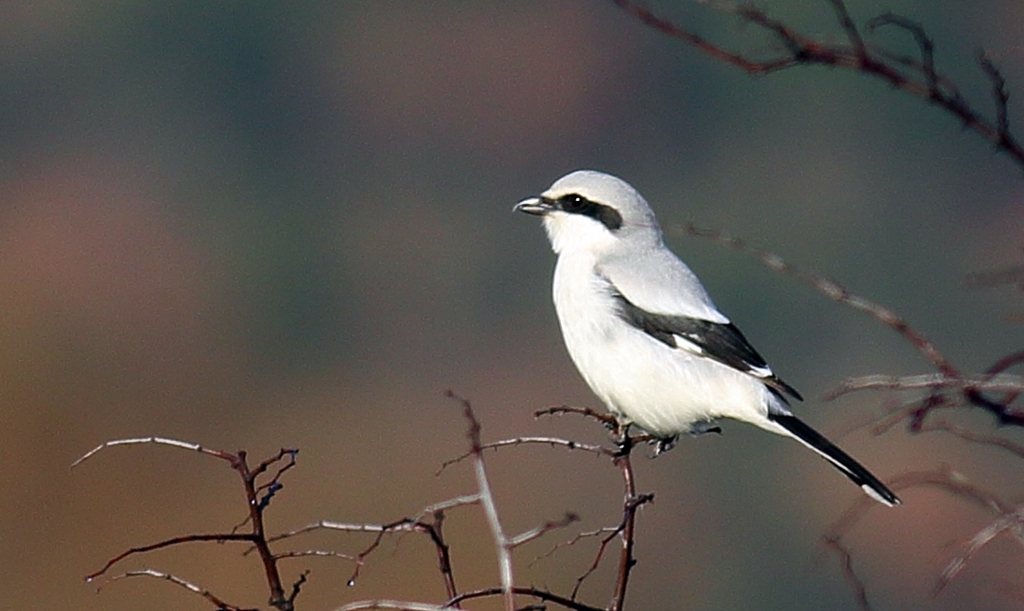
[71,436,231,468]
[422,511,459,602]
[445,586,605,611]
[534,405,620,428]
[445,390,516,611]
[866,13,937,95]
[679,222,959,377]
[823,466,1012,604]
[827,0,867,59]
[108,569,258,611]
[509,513,582,548]
[610,0,798,73]
[610,0,1024,169]
[76,439,300,611]
[334,601,451,611]
[529,526,623,568]
[824,373,1024,399]
[274,549,359,562]
[265,520,421,545]
[86,533,256,582]
[979,51,1012,143]
[287,570,310,607]
[939,505,1024,591]
[818,539,873,611]
[438,436,612,474]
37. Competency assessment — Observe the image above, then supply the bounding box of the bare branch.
[509,512,581,548]
[287,571,310,608]
[609,449,650,611]
[71,436,232,468]
[825,372,1024,399]
[334,600,452,611]
[824,466,1013,605]
[253,449,299,501]
[86,532,257,582]
[266,520,420,545]
[819,539,873,611]
[610,0,1024,169]
[568,498,645,602]
[420,511,459,601]
[446,586,605,611]
[679,222,959,377]
[608,0,799,74]
[445,390,515,611]
[76,441,301,610]
[530,526,623,568]
[939,505,1024,592]
[274,549,358,562]
[438,436,612,474]
[827,0,867,58]
[534,405,621,428]
[979,51,1012,142]
[107,569,257,611]
[866,12,937,95]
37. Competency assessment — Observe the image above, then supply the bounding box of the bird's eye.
[559,194,588,211]
[555,193,623,230]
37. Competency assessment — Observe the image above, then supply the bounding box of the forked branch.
[612,0,1024,170]
[74,439,301,611]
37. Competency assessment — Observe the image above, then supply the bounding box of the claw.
[612,424,634,455]
[653,436,679,456]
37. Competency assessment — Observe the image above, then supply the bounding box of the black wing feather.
[613,292,803,401]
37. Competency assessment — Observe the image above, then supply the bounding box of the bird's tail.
[769,412,901,507]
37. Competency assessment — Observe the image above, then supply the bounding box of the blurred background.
[2,1,1023,610]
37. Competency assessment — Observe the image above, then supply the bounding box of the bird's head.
[514,170,661,255]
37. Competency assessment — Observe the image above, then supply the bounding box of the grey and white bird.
[514,170,899,506]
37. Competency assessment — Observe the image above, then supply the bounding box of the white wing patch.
[671,334,705,356]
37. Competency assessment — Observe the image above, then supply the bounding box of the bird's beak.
[513,196,552,216]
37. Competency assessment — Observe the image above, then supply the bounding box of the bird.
[513,170,900,507]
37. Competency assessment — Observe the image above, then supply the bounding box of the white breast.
[551,252,772,438]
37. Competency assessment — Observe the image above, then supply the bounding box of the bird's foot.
[610,422,635,456]
[652,435,679,456]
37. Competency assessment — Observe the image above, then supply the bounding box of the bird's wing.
[600,254,803,401]
[597,247,729,323]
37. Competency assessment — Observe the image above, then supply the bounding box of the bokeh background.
[3,1,1023,610]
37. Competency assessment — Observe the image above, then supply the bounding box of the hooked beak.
[513,196,554,216]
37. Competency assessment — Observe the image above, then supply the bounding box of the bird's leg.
[610,420,634,456]
[650,421,721,457]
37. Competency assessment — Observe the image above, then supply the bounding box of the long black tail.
[770,413,900,507]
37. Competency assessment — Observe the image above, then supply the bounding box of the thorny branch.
[74,439,302,611]
[79,401,653,611]
[682,222,1024,428]
[612,0,1024,170]
[259,507,467,596]
[681,218,1024,601]
[429,401,656,610]
[335,392,653,611]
